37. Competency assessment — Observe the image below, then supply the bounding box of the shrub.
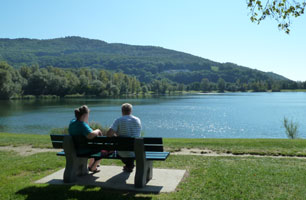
[49,121,108,135]
[89,121,108,135]
[49,127,69,135]
[283,117,299,139]
[139,131,145,137]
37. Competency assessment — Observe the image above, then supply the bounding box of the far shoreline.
[5,89,306,100]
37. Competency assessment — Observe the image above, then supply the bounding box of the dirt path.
[0,145,59,156]
[170,148,306,159]
[1,146,305,159]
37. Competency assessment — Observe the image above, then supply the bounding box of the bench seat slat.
[146,152,169,156]
[56,151,65,156]
[56,151,170,161]
[146,152,170,160]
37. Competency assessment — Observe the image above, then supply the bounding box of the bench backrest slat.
[50,134,164,152]
[89,137,135,143]
[73,136,135,151]
[143,137,163,144]
[144,144,164,151]
[76,143,135,151]
[50,134,64,149]
[52,141,64,149]
[50,135,65,141]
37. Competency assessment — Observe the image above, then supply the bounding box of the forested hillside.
[0,36,289,84]
[1,36,304,99]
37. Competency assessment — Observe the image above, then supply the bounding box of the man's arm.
[106,128,117,137]
[108,118,118,137]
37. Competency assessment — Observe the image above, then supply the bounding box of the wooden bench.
[50,134,170,188]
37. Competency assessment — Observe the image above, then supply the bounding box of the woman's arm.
[86,129,102,139]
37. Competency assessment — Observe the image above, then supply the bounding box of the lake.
[0,92,305,138]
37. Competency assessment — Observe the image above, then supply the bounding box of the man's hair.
[121,103,132,114]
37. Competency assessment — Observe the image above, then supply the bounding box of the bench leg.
[76,157,89,176]
[63,156,88,183]
[135,160,153,188]
[63,135,89,183]
[147,161,153,181]
[134,138,154,188]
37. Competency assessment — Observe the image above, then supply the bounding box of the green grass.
[0,132,51,148]
[2,132,306,157]
[164,138,306,156]
[3,133,306,199]
[281,89,306,92]
[2,150,306,199]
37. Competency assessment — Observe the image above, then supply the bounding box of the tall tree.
[217,78,226,92]
[0,69,14,99]
[24,71,48,95]
[0,62,22,99]
[200,78,210,92]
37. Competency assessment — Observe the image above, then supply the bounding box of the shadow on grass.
[16,185,153,200]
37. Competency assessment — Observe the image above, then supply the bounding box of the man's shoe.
[123,166,133,173]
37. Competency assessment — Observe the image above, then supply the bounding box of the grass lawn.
[281,89,306,92]
[1,132,306,199]
[0,132,51,148]
[2,132,306,156]
[164,138,306,156]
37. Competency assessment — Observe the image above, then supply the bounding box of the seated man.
[107,103,141,172]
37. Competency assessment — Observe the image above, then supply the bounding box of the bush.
[49,127,69,135]
[49,121,108,135]
[89,121,108,135]
[64,93,85,98]
[38,95,59,99]
[283,117,299,139]
[141,131,145,137]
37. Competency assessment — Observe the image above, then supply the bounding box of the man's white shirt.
[110,115,141,157]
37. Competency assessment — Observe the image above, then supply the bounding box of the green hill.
[0,36,289,84]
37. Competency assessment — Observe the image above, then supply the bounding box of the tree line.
[1,61,305,99]
[148,78,306,94]
[187,78,305,93]
[0,62,141,99]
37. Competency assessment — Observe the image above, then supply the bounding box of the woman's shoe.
[88,167,100,174]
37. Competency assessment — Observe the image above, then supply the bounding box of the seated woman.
[68,105,102,173]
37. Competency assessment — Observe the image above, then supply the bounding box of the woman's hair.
[75,105,89,120]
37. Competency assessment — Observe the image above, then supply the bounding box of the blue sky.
[1,0,305,81]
